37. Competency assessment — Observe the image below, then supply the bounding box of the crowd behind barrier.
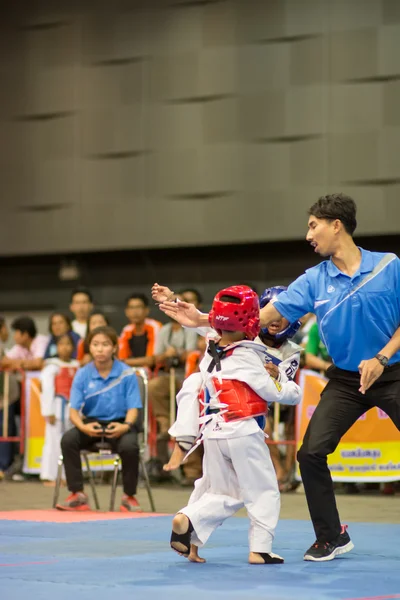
[0,287,399,495]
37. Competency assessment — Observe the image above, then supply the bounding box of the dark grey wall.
[1,234,399,334]
[0,0,399,256]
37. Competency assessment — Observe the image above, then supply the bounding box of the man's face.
[306,216,337,257]
[70,293,93,321]
[125,299,149,325]
[0,323,9,343]
[182,291,201,308]
[14,329,30,348]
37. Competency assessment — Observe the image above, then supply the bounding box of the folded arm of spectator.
[1,355,44,371]
[122,355,156,369]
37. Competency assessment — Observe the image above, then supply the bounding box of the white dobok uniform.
[170,335,301,553]
[40,358,80,481]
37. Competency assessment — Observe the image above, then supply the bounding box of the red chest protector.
[212,378,267,422]
[200,342,267,422]
[55,366,78,401]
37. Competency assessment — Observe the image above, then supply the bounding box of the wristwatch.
[375,354,389,367]
[124,421,135,430]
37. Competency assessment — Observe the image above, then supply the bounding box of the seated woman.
[44,313,80,360]
[76,311,110,366]
[56,326,143,512]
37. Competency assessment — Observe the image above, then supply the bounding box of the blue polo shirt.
[273,248,400,372]
[70,359,142,421]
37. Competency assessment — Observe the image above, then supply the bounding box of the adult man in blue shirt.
[56,327,143,512]
[153,193,400,562]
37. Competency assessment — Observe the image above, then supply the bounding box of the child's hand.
[265,363,279,379]
[46,415,56,425]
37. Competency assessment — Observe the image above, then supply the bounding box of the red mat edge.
[0,509,168,522]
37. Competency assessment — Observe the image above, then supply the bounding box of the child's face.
[57,336,74,361]
[51,315,69,337]
[267,317,289,336]
[89,314,108,332]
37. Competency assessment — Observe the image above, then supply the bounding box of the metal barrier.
[0,368,25,453]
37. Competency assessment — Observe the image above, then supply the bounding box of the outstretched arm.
[159,300,209,328]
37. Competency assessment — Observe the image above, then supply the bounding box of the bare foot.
[248,551,284,564]
[171,513,191,555]
[164,444,185,472]
[188,544,206,563]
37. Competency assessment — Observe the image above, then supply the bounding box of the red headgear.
[209,285,260,341]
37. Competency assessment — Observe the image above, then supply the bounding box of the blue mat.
[1,517,399,600]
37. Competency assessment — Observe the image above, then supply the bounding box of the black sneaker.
[304,525,354,562]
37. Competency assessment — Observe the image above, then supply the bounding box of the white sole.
[304,541,354,562]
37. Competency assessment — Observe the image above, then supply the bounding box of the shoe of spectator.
[0,470,4,481]
[303,525,354,562]
[56,492,91,511]
[120,494,142,512]
[5,454,24,480]
[11,473,25,482]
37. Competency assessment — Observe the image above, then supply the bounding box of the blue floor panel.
[1,517,399,600]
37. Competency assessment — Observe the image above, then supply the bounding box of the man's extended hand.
[358,358,384,394]
[159,300,203,328]
[151,283,174,304]
[105,422,129,439]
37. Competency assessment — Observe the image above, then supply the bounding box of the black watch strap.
[124,421,134,430]
[375,354,389,367]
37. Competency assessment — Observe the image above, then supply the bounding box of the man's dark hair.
[70,287,93,303]
[11,316,37,339]
[180,288,203,305]
[308,193,357,236]
[125,293,149,308]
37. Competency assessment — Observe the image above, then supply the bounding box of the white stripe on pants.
[180,430,280,553]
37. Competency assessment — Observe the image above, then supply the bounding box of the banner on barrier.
[295,369,400,482]
[23,372,115,474]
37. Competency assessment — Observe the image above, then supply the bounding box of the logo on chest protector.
[213,422,222,431]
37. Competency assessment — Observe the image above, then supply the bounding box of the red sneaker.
[120,495,142,512]
[56,492,91,511]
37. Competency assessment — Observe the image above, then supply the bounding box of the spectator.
[0,316,9,356]
[305,322,332,374]
[44,312,80,360]
[180,288,203,310]
[0,363,19,480]
[148,295,198,466]
[185,336,206,378]
[56,326,143,512]
[118,294,161,369]
[181,335,207,486]
[69,287,93,338]
[77,311,110,365]
[40,333,80,485]
[1,316,48,371]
